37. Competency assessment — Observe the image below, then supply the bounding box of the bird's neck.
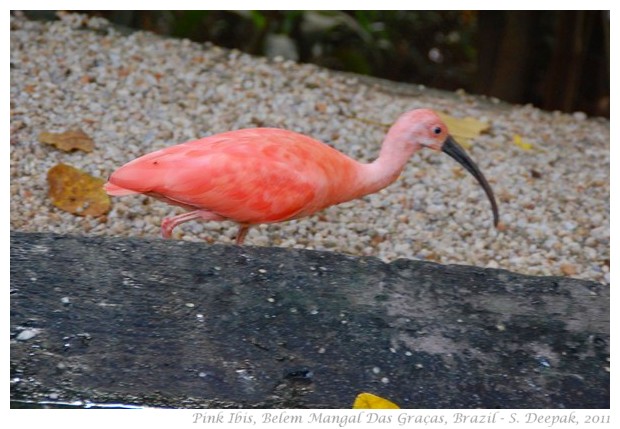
[355,141,415,198]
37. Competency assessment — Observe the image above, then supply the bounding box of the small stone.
[573,111,587,121]
[563,221,577,231]
[17,329,39,341]
[486,260,499,269]
[560,264,578,276]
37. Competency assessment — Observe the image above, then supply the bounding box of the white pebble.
[17,329,39,341]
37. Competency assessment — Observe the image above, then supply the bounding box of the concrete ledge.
[10,232,609,408]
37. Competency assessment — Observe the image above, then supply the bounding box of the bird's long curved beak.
[441,136,499,227]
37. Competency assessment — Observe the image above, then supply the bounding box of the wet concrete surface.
[10,232,609,408]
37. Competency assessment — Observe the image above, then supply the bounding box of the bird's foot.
[161,217,174,239]
[235,225,249,245]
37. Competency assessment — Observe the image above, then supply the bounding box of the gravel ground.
[10,13,610,284]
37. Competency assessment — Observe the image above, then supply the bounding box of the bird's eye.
[433,126,442,135]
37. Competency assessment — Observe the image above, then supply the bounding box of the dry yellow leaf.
[513,134,533,151]
[39,129,94,153]
[437,112,489,149]
[353,392,400,409]
[47,163,110,217]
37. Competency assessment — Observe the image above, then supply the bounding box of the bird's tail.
[103,182,140,196]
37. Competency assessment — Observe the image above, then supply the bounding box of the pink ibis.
[104,109,499,244]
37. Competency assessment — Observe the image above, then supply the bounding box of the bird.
[104,109,499,245]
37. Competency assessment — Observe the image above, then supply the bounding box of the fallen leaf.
[39,129,94,153]
[353,392,400,409]
[47,163,110,216]
[437,112,490,149]
[513,134,533,151]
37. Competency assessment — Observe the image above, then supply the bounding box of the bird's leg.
[161,210,225,239]
[235,225,250,245]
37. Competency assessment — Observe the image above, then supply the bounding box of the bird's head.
[387,109,449,152]
[390,108,500,228]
